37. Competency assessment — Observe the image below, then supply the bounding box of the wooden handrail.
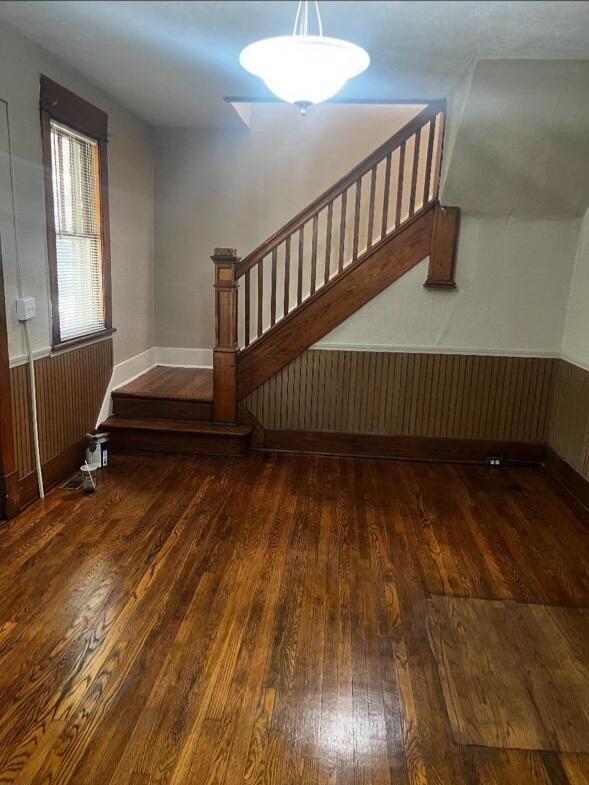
[236,100,446,277]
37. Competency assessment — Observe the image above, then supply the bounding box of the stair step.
[112,393,213,421]
[102,416,252,457]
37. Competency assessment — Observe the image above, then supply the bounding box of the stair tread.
[102,416,251,437]
[114,366,213,403]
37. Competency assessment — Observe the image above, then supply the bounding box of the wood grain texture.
[425,203,460,289]
[427,596,589,752]
[0,239,18,518]
[258,430,545,464]
[549,359,589,483]
[243,349,555,443]
[0,452,588,784]
[115,366,212,402]
[237,208,434,398]
[10,338,112,479]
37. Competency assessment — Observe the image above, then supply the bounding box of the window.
[40,77,112,348]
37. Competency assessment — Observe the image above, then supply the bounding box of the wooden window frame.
[40,75,114,351]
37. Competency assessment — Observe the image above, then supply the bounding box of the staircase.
[102,367,251,456]
[103,100,459,457]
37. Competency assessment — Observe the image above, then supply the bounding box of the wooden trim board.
[255,429,546,465]
[545,446,589,514]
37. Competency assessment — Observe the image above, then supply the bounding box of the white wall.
[441,59,589,218]
[0,17,154,365]
[562,207,589,368]
[317,214,578,354]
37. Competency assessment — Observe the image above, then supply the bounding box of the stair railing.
[212,100,446,421]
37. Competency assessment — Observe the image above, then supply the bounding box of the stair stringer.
[237,205,434,399]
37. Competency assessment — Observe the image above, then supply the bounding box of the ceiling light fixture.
[239,0,370,114]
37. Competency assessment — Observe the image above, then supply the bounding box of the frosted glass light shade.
[240,35,370,106]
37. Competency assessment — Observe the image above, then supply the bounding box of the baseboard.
[18,441,84,510]
[256,430,546,465]
[96,348,157,426]
[153,347,213,368]
[545,447,589,513]
[0,470,19,519]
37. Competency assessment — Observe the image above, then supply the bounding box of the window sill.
[52,327,116,355]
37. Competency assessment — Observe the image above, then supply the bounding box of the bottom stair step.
[101,416,252,457]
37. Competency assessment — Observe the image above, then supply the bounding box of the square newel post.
[212,247,239,423]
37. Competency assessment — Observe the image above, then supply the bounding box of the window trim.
[40,76,113,351]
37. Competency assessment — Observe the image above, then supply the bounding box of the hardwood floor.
[0,452,588,785]
[115,366,213,401]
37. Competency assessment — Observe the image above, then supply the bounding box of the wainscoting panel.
[10,338,113,479]
[243,349,556,443]
[549,360,589,483]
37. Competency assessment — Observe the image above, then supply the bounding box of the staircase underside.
[102,366,252,456]
[237,205,435,399]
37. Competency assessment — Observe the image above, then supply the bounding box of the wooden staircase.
[102,367,251,456]
[104,100,459,458]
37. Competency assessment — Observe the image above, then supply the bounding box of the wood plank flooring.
[427,596,589,752]
[115,366,213,401]
[0,452,588,785]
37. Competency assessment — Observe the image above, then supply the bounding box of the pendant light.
[240,0,370,114]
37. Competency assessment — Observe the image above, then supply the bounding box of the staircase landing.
[115,366,213,402]
[103,366,251,456]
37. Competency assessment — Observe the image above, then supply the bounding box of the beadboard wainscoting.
[549,359,589,485]
[10,338,113,504]
[243,349,556,443]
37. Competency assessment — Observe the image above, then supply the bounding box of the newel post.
[212,247,239,423]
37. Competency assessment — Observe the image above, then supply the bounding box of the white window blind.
[50,120,105,342]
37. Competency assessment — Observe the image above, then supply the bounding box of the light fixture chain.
[292,0,323,37]
[314,0,324,36]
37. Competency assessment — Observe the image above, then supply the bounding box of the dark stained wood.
[270,248,277,326]
[212,248,239,422]
[324,201,333,284]
[427,596,589,751]
[549,359,589,485]
[243,350,554,444]
[113,367,214,422]
[381,152,392,239]
[10,338,113,483]
[0,238,18,518]
[257,257,264,338]
[236,101,445,276]
[40,77,113,351]
[112,395,213,423]
[423,118,436,203]
[40,75,107,140]
[546,446,589,513]
[409,129,421,216]
[352,177,362,260]
[367,164,377,247]
[17,440,84,510]
[237,206,434,398]
[283,237,291,316]
[425,203,460,289]
[244,269,251,347]
[103,416,252,456]
[338,189,347,273]
[310,213,318,295]
[116,366,213,402]
[0,451,587,784]
[257,429,545,464]
[395,141,406,227]
[297,225,304,306]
